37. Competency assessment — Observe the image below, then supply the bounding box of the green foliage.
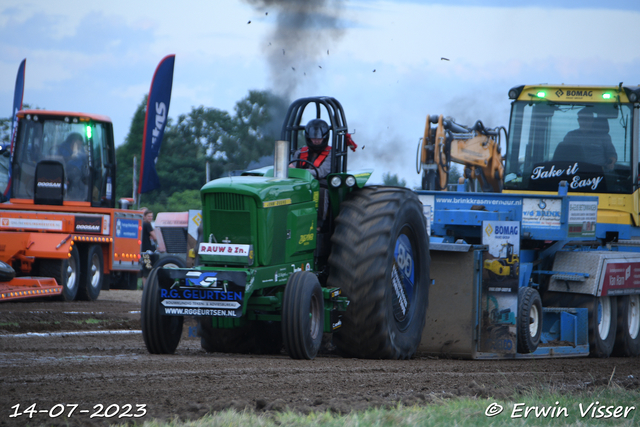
[115,95,147,201]
[165,189,202,212]
[0,117,10,146]
[382,172,407,187]
[0,104,36,146]
[448,165,462,185]
[117,90,289,212]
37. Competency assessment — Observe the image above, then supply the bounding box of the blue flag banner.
[139,54,175,194]
[3,58,26,199]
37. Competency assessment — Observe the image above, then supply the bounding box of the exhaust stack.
[274,140,290,179]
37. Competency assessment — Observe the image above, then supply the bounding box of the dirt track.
[1,290,638,426]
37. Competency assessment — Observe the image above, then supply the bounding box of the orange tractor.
[0,110,142,301]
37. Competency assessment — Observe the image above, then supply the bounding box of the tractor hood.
[200,168,318,207]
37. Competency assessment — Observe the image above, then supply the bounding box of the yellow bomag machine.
[418,83,640,359]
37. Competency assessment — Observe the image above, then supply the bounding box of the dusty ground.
[1,290,638,427]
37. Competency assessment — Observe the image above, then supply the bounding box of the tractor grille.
[159,227,188,254]
[204,192,254,252]
[209,193,245,211]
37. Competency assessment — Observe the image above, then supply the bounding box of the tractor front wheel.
[282,271,324,360]
[141,267,183,354]
[330,187,430,359]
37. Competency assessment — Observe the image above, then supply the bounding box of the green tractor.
[141,97,431,359]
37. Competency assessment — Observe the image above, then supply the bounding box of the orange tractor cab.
[0,110,142,301]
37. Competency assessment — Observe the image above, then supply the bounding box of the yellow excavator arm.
[417,114,506,192]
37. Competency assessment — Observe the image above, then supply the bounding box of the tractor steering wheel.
[288,159,320,179]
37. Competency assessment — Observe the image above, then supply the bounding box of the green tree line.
[1,92,419,211]
[116,90,289,214]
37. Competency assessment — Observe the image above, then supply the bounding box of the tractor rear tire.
[141,267,183,354]
[584,295,617,358]
[330,186,430,359]
[77,244,103,301]
[282,271,324,360]
[517,287,542,354]
[0,260,15,282]
[612,295,640,357]
[198,318,282,355]
[40,245,80,302]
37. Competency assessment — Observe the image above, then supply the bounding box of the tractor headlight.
[345,176,356,187]
[330,176,342,188]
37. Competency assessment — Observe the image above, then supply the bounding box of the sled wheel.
[613,294,640,357]
[584,295,617,358]
[282,271,324,360]
[77,244,103,301]
[517,287,542,353]
[198,318,282,355]
[141,267,183,354]
[330,187,430,359]
[0,260,15,282]
[41,245,80,302]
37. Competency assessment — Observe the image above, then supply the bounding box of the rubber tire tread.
[282,271,324,360]
[329,186,430,359]
[0,260,15,282]
[77,244,103,301]
[141,267,184,354]
[198,318,282,355]
[40,245,80,302]
[154,255,187,269]
[583,295,617,358]
[612,295,640,357]
[516,287,542,353]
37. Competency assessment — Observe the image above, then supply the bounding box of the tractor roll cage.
[280,96,349,174]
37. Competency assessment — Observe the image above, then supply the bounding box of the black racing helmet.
[305,119,330,152]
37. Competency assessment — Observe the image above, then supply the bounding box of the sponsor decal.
[600,260,640,295]
[115,218,139,239]
[436,196,522,207]
[74,216,102,234]
[185,271,219,288]
[531,162,604,191]
[522,199,562,228]
[565,90,593,98]
[0,217,62,230]
[160,288,242,304]
[36,181,62,188]
[158,269,245,317]
[263,198,292,208]
[199,243,251,256]
[298,233,314,245]
[568,201,598,238]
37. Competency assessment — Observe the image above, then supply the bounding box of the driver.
[553,108,617,171]
[291,118,331,180]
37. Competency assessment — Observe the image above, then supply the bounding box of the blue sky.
[1,0,639,187]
